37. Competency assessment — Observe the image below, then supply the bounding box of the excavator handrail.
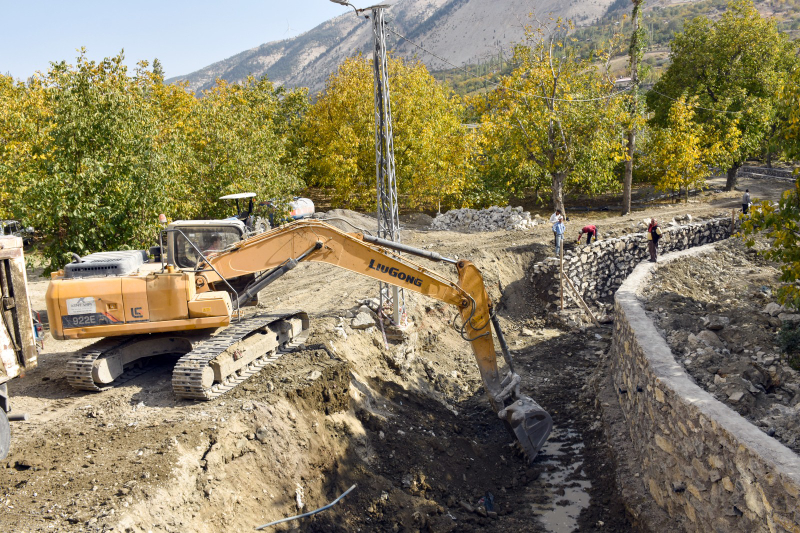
[200,219,472,309]
[163,227,242,320]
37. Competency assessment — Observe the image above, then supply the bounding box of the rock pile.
[430,206,538,232]
[531,216,735,306]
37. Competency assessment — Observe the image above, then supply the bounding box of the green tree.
[303,55,477,211]
[476,18,626,213]
[186,76,305,220]
[24,51,170,271]
[647,0,796,191]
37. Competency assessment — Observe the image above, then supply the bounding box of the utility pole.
[369,5,404,326]
[330,1,405,327]
[622,0,645,216]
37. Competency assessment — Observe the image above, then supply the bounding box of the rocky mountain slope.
[167,0,617,94]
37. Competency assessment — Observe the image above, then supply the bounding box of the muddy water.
[532,429,592,533]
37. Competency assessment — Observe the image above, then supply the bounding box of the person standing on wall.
[742,189,751,214]
[549,209,562,246]
[576,224,598,245]
[647,218,662,262]
[554,215,566,256]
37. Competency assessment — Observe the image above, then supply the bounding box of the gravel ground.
[642,238,800,454]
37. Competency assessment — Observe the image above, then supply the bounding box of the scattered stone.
[351,312,375,329]
[777,313,800,324]
[256,426,269,442]
[521,328,535,337]
[696,330,725,350]
[728,391,745,402]
[706,316,729,331]
[764,303,784,316]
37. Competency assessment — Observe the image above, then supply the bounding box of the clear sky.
[0,1,356,80]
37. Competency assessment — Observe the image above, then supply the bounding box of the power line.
[387,27,633,103]
[649,89,743,115]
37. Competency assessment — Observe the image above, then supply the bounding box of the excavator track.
[66,336,149,391]
[172,310,309,401]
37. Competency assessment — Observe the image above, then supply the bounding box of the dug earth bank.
[2,177,792,532]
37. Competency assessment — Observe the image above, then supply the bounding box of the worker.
[204,234,223,255]
[742,189,751,214]
[549,209,562,246]
[647,218,662,262]
[553,216,565,256]
[576,224,598,244]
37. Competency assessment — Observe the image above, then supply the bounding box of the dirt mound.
[315,209,377,234]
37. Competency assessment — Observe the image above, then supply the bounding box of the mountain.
[167,0,617,94]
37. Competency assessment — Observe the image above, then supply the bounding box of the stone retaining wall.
[739,166,796,181]
[531,216,735,305]
[611,244,800,532]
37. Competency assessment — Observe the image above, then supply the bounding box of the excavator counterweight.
[46,219,552,460]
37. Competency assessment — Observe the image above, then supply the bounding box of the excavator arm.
[199,219,552,460]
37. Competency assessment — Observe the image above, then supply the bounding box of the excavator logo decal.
[131,307,143,318]
[367,259,423,287]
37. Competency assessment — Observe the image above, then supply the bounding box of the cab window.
[173,227,242,268]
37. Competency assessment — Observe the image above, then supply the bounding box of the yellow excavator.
[46,219,552,460]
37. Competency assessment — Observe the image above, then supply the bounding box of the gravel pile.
[430,206,538,232]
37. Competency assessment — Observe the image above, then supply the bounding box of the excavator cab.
[165,220,246,268]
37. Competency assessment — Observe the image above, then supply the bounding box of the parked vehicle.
[0,220,34,246]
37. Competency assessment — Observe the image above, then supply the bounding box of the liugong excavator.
[45,219,552,460]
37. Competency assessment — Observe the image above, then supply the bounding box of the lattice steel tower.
[369,4,405,326]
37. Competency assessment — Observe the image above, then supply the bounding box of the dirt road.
[1,177,791,532]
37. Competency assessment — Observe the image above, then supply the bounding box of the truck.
[0,235,38,460]
[45,219,552,460]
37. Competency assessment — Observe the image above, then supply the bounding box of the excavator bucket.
[498,395,553,462]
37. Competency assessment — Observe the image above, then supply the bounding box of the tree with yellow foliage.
[475,18,627,213]
[303,55,477,211]
[0,75,50,220]
[642,95,739,202]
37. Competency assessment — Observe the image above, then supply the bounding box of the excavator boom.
[198,220,552,459]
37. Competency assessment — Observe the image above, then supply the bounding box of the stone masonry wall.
[611,244,800,532]
[739,166,796,182]
[531,216,735,305]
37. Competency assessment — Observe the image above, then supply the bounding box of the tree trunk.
[622,130,634,215]
[622,0,643,216]
[552,172,566,216]
[725,162,741,191]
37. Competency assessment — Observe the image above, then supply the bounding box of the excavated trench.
[2,236,638,533]
[136,246,637,532]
